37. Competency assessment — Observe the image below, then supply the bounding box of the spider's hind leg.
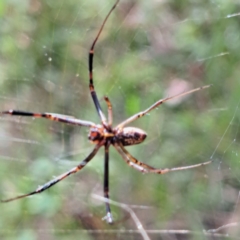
[114,143,212,174]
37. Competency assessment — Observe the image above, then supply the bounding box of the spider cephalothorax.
[88,125,106,143]
[1,0,211,224]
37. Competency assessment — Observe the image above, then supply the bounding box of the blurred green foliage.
[0,0,240,239]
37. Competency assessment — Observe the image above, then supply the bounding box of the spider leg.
[103,142,113,224]
[1,143,102,203]
[114,143,154,173]
[88,0,119,126]
[117,84,211,128]
[114,143,212,174]
[104,96,113,127]
[1,110,95,127]
[116,143,155,171]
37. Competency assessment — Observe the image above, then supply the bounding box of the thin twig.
[92,194,151,240]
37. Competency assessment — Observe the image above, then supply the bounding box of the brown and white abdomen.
[116,127,147,146]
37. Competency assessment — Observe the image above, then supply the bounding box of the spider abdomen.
[117,127,147,146]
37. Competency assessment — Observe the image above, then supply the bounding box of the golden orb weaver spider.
[1,0,211,224]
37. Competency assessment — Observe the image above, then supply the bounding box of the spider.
[1,0,211,224]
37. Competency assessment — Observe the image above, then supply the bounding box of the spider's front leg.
[1,143,102,203]
[102,142,114,224]
[88,0,119,127]
[1,110,95,127]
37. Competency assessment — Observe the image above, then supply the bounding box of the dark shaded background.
[0,0,240,239]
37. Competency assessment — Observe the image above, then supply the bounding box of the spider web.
[0,0,240,239]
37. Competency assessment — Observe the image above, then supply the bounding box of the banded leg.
[117,84,211,128]
[114,143,212,174]
[88,0,119,125]
[117,143,156,171]
[1,110,95,127]
[104,96,113,128]
[103,142,113,224]
[1,143,102,203]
